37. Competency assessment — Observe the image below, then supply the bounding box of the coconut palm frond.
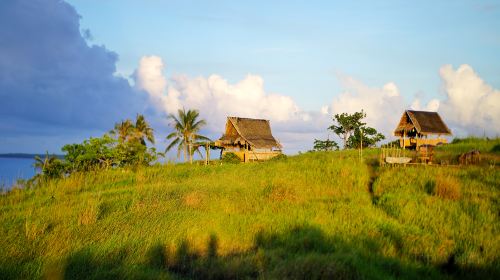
[165,108,209,163]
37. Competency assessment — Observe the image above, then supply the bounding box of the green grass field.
[1,140,499,279]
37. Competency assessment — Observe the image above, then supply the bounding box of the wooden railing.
[223,150,282,162]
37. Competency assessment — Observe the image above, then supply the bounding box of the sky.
[1,0,499,156]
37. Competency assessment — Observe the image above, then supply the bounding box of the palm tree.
[33,151,51,173]
[33,151,63,178]
[134,114,155,145]
[166,108,210,163]
[110,119,135,143]
[110,115,155,146]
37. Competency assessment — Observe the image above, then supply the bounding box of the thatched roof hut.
[215,117,282,162]
[394,110,451,149]
[394,110,451,137]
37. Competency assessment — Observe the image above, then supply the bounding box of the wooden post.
[360,128,363,162]
[403,130,406,151]
[205,142,210,165]
[244,142,248,163]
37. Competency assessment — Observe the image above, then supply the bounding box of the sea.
[0,157,37,190]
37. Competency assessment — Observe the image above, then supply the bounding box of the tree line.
[33,109,209,180]
[33,108,385,180]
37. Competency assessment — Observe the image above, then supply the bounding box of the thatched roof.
[394,110,451,136]
[217,117,282,149]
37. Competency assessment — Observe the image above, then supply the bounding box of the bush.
[270,153,288,161]
[221,152,241,164]
[433,176,461,201]
[491,144,500,153]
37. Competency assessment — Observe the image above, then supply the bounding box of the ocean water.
[0,158,36,190]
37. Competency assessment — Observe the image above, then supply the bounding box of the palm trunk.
[189,142,193,164]
[183,140,188,163]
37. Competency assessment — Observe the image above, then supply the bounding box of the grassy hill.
[1,140,499,279]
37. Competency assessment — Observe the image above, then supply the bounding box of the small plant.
[270,154,288,161]
[78,200,100,225]
[221,152,241,164]
[25,219,49,240]
[433,176,461,201]
[491,144,500,153]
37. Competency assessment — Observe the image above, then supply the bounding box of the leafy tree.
[329,111,366,149]
[329,110,385,149]
[166,108,210,163]
[62,135,117,172]
[346,126,385,149]
[313,139,339,151]
[115,140,157,167]
[30,114,158,184]
[107,115,157,167]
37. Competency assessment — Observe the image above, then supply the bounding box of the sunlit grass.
[0,144,499,279]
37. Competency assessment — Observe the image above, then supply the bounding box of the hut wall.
[222,149,281,162]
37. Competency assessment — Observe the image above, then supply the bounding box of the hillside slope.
[0,149,499,279]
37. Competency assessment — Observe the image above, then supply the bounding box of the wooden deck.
[399,138,447,149]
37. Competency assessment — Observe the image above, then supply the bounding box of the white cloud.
[135,55,323,153]
[135,56,182,113]
[329,75,405,138]
[136,57,500,155]
[170,73,302,126]
[327,64,500,140]
[439,64,500,136]
[410,98,440,112]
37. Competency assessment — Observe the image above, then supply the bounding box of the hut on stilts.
[214,117,282,162]
[394,110,452,150]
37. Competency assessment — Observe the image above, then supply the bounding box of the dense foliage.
[33,115,158,180]
[33,152,65,179]
[62,135,157,172]
[313,138,339,151]
[221,152,241,164]
[329,110,385,149]
[346,126,385,149]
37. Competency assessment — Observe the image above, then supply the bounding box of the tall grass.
[372,166,499,272]
[0,149,498,279]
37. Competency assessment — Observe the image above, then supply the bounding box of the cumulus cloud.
[439,64,500,136]
[135,55,321,153]
[329,76,406,138]
[410,98,440,112]
[0,0,145,152]
[326,65,500,141]
[137,57,500,153]
[134,56,178,113]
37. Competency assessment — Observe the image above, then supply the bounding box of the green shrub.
[270,153,287,161]
[221,152,241,164]
[491,144,500,153]
[434,176,461,200]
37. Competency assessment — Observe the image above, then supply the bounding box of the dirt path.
[364,159,380,205]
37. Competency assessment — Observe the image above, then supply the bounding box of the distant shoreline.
[0,153,64,159]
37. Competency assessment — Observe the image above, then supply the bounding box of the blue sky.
[68,0,500,109]
[1,0,499,155]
